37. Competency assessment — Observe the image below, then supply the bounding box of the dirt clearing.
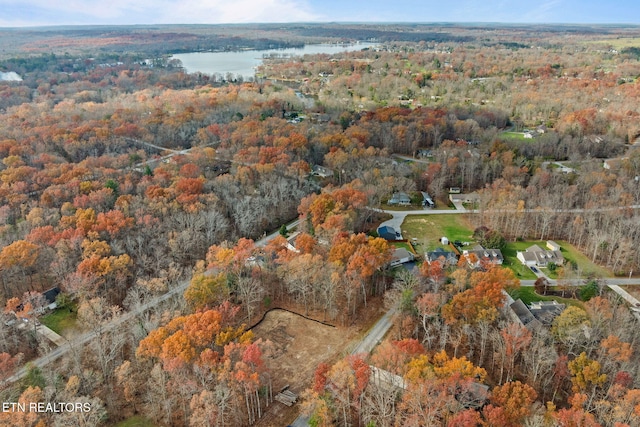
[252,309,351,426]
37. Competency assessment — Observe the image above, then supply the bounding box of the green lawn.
[502,240,613,280]
[586,37,640,50]
[400,214,474,251]
[114,416,156,427]
[500,131,527,141]
[393,241,415,253]
[501,240,544,280]
[558,241,613,278]
[508,286,585,308]
[40,305,77,335]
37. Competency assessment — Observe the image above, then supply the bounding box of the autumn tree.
[483,381,537,427]
[184,269,229,311]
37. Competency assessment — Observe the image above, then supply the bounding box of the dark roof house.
[421,191,435,208]
[529,300,566,325]
[378,226,399,241]
[311,165,334,178]
[509,299,542,330]
[42,287,61,305]
[425,248,458,266]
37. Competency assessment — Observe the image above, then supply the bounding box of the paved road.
[4,215,301,385]
[519,278,640,287]
[392,154,432,164]
[256,218,301,247]
[4,279,190,385]
[350,307,397,355]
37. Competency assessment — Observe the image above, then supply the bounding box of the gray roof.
[529,300,566,325]
[464,246,504,264]
[425,248,458,264]
[521,245,564,265]
[509,299,542,330]
[378,226,398,241]
[391,247,413,262]
[388,192,411,204]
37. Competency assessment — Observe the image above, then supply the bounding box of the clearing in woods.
[252,309,352,426]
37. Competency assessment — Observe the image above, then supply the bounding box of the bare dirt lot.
[252,309,353,426]
[251,296,391,426]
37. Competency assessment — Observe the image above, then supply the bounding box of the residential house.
[421,191,435,208]
[456,382,490,409]
[311,165,334,178]
[387,192,411,206]
[462,245,504,268]
[389,248,415,267]
[378,226,400,241]
[509,299,542,330]
[369,365,407,391]
[425,248,458,266]
[509,299,566,330]
[529,300,566,325]
[285,231,301,253]
[516,244,564,267]
[449,192,480,205]
[42,287,61,311]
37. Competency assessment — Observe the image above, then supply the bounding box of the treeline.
[295,185,640,427]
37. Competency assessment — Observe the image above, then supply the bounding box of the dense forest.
[0,23,640,426]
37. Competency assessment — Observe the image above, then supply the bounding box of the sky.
[0,0,638,27]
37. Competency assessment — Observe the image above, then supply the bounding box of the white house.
[517,244,564,267]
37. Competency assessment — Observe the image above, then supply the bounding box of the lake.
[172,43,377,79]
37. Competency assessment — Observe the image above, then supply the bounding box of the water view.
[172,43,377,79]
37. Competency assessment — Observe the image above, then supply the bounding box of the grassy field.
[114,416,156,427]
[40,305,77,335]
[587,37,640,50]
[502,240,613,280]
[392,241,415,253]
[508,286,585,308]
[500,131,528,141]
[559,241,613,278]
[400,214,475,251]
